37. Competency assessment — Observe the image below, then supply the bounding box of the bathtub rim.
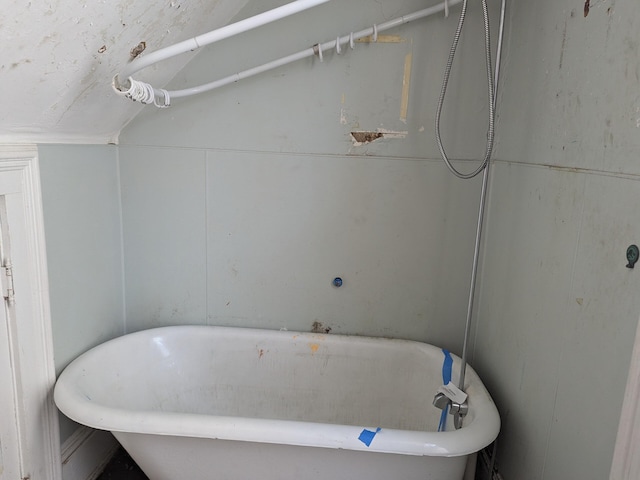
[54,325,500,458]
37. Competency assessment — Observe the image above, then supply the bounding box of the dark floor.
[97,447,149,480]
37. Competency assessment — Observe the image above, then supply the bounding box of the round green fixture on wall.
[626,245,639,269]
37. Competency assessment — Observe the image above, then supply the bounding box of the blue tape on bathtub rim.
[438,349,453,432]
[442,348,453,385]
[358,427,381,447]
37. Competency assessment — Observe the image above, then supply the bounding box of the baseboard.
[61,426,119,480]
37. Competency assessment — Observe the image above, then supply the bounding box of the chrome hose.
[435,0,495,179]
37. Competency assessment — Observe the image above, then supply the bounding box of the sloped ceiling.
[0,0,253,144]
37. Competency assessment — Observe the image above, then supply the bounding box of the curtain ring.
[154,89,171,108]
[349,32,355,49]
[444,0,449,18]
[372,24,378,42]
[336,36,342,55]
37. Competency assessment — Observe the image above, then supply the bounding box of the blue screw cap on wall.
[332,277,343,288]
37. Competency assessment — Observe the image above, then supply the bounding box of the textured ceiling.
[0,0,252,143]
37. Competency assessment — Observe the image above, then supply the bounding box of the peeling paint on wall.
[340,93,348,125]
[400,53,413,123]
[129,41,147,60]
[0,0,251,142]
[311,321,332,334]
[356,34,406,44]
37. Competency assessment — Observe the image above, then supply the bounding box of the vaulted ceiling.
[1,0,254,144]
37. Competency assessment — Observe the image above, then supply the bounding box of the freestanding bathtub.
[54,326,500,480]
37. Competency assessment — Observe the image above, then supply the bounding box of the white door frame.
[0,145,61,480]
[611,313,640,479]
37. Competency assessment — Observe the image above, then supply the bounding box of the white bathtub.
[54,326,500,480]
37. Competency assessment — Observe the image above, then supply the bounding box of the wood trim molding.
[611,315,640,479]
[61,426,119,480]
[0,145,62,480]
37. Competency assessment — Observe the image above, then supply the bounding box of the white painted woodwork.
[0,146,60,480]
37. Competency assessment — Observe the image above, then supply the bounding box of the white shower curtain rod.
[112,0,462,107]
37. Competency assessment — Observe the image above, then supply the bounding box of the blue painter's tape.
[358,427,381,447]
[439,349,453,432]
[442,349,453,385]
[438,403,450,432]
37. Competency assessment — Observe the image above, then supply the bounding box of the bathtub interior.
[55,325,501,462]
[63,326,476,433]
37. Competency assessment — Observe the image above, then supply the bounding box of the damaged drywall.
[350,129,408,146]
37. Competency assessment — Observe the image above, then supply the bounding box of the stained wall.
[472,1,640,478]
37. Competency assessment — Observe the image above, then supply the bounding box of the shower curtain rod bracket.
[112,0,463,106]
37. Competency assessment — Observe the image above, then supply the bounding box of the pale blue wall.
[116,0,499,350]
[40,0,498,444]
[471,1,640,478]
[38,2,640,478]
[118,146,481,349]
[39,144,125,442]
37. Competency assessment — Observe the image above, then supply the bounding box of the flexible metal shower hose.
[435,0,495,179]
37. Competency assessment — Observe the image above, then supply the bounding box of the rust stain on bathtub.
[308,343,320,354]
[258,348,265,359]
